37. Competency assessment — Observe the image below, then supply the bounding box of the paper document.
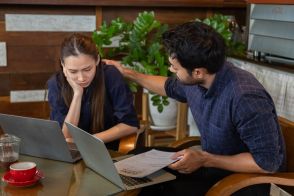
[114,149,178,178]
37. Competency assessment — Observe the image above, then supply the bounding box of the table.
[0,154,140,196]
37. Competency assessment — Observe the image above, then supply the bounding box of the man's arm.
[104,59,168,96]
[170,149,268,174]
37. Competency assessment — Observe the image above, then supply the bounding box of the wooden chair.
[118,121,147,154]
[141,92,189,147]
[169,116,294,196]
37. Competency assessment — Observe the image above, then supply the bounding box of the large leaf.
[198,14,245,56]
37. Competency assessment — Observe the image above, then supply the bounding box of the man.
[105,22,286,195]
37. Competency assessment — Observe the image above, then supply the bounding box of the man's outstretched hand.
[103,59,125,75]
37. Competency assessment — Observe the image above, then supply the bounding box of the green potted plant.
[92,12,246,114]
[93,11,171,113]
[196,14,246,57]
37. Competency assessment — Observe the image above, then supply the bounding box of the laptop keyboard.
[120,174,152,186]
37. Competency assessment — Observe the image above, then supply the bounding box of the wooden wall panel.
[0,5,96,96]
[96,7,103,29]
[102,7,247,27]
[0,96,50,119]
[6,46,59,72]
[9,72,53,90]
[0,5,95,16]
[102,7,209,26]
[247,0,294,4]
[0,73,9,96]
[0,32,79,46]
[224,0,246,7]
[0,0,237,7]
[0,72,53,95]
[0,21,4,32]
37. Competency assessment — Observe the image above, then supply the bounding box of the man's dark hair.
[162,21,226,74]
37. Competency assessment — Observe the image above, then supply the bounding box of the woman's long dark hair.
[59,33,105,133]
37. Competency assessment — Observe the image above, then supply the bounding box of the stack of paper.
[114,149,178,178]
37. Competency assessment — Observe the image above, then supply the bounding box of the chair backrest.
[117,122,147,154]
[278,117,294,172]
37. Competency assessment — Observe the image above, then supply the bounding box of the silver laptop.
[65,122,176,191]
[0,113,81,163]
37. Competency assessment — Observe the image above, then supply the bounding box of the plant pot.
[148,93,178,130]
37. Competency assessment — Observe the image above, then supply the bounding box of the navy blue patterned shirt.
[47,64,139,150]
[165,62,286,172]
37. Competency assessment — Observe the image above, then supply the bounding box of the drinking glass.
[0,134,21,171]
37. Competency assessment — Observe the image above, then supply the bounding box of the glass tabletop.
[0,154,130,196]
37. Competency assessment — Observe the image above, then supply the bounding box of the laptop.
[0,113,81,163]
[65,122,176,191]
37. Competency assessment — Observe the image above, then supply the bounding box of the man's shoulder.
[226,63,264,93]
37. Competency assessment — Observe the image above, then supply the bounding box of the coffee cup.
[0,134,21,171]
[9,162,37,182]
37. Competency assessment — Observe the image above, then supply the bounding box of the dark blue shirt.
[165,62,286,172]
[47,64,139,150]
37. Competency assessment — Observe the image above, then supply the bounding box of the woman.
[47,33,139,150]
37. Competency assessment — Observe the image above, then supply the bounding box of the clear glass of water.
[0,134,21,171]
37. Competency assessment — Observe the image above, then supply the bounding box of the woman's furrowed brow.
[82,65,93,70]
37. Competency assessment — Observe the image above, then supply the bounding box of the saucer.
[2,169,44,187]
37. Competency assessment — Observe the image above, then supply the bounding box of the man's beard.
[176,76,204,86]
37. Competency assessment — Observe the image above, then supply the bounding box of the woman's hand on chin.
[63,68,84,96]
